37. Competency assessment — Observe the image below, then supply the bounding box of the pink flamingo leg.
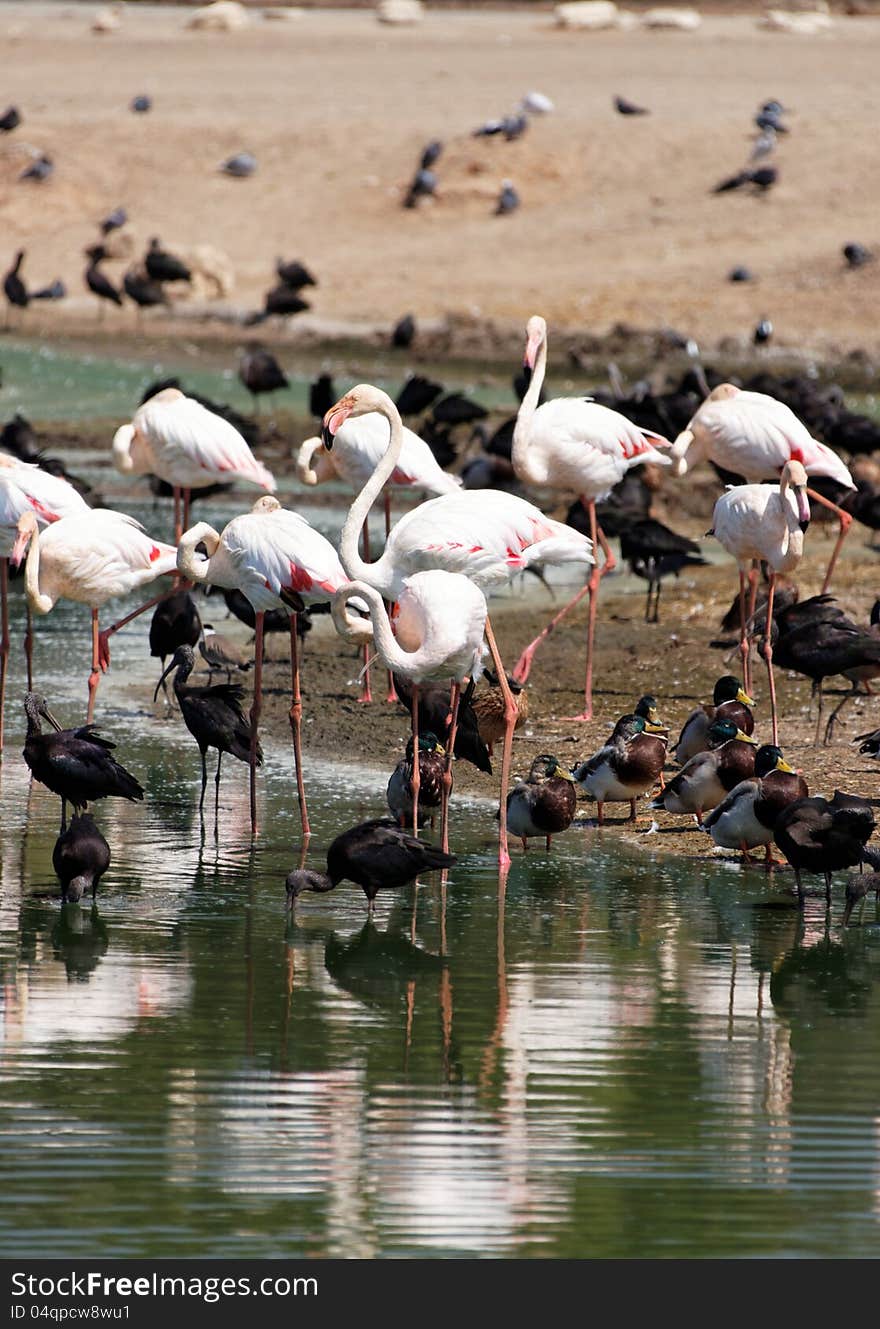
[738,568,752,697]
[0,560,8,751]
[440,680,462,855]
[96,588,177,683]
[87,609,102,722]
[182,488,192,536]
[485,616,517,871]
[250,612,264,836]
[173,487,182,544]
[288,614,310,839]
[359,519,373,704]
[762,574,779,745]
[565,502,614,723]
[806,486,853,594]
[384,488,398,704]
[410,682,420,836]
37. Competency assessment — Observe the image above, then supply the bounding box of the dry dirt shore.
[3,6,880,366]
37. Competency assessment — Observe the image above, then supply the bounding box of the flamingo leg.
[87,609,101,722]
[410,682,420,836]
[359,519,373,704]
[182,488,191,534]
[738,567,753,697]
[173,487,182,543]
[567,501,608,722]
[24,602,33,690]
[440,680,462,855]
[806,486,853,594]
[512,502,613,690]
[97,588,176,675]
[384,489,398,704]
[249,612,264,836]
[288,613,310,839]
[759,573,778,744]
[0,560,8,752]
[485,615,517,871]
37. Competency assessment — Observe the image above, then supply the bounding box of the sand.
[3,5,880,361]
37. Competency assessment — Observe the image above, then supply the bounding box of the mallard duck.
[673,676,755,764]
[386,732,446,828]
[472,669,528,754]
[774,792,876,908]
[574,714,668,822]
[286,819,456,915]
[703,744,807,863]
[651,718,759,823]
[506,754,577,850]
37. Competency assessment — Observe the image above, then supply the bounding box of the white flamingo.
[510,314,672,719]
[671,383,854,593]
[14,508,178,720]
[711,457,811,744]
[298,414,460,703]
[333,569,487,849]
[0,460,90,746]
[176,495,352,838]
[113,387,275,537]
[322,382,594,871]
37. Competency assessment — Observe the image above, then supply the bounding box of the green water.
[1,350,880,1259]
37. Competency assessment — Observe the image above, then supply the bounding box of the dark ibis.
[774,792,876,908]
[84,245,124,316]
[0,105,21,133]
[145,238,191,285]
[4,250,28,323]
[238,346,289,408]
[619,517,707,623]
[275,258,316,290]
[391,313,416,348]
[150,590,202,697]
[53,814,110,902]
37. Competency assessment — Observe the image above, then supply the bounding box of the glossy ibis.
[53,813,111,902]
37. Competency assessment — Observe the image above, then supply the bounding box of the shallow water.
[2,359,880,1260]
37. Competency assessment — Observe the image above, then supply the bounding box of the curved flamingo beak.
[321,397,354,449]
[794,485,810,532]
[524,330,542,370]
[10,518,33,568]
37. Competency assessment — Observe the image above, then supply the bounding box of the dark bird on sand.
[618,517,707,624]
[713,166,777,195]
[275,258,317,290]
[85,245,124,312]
[494,180,520,215]
[155,645,260,816]
[262,285,310,317]
[614,95,649,116]
[239,346,289,404]
[150,591,202,695]
[0,105,21,133]
[30,279,65,301]
[130,94,152,113]
[844,242,873,269]
[53,814,111,903]
[220,151,257,178]
[728,265,753,283]
[23,692,144,831]
[753,318,773,345]
[100,206,128,235]
[403,168,437,209]
[123,266,168,311]
[145,238,191,284]
[286,818,456,914]
[774,792,876,908]
[19,154,53,183]
[4,250,28,313]
[420,139,443,170]
[391,313,416,349]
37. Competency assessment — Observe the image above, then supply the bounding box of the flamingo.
[509,315,672,720]
[297,412,460,703]
[113,387,275,538]
[710,457,811,745]
[176,495,351,838]
[332,569,487,849]
[321,383,594,870]
[670,383,854,594]
[13,508,178,721]
[0,459,89,748]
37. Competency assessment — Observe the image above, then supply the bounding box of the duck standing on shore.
[703,743,807,864]
[506,754,577,850]
[673,676,755,764]
[651,718,759,824]
[574,713,668,823]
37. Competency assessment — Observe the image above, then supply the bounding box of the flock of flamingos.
[2,315,876,917]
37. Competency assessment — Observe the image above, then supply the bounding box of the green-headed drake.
[387,732,446,829]
[703,744,807,863]
[574,713,668,823]
[673,675,755,764]
[651,717,759,823]
[506,753,577,851]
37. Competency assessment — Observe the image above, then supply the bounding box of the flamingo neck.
[332,581,437,678]
[295,436,334,487]
[23,521,54,614]
[512,336,549,485]
[338,408,401,591]
[176,522,221,584]
[112,425,136,475]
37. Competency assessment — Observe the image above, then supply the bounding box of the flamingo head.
[524,314,547,370]
[321,384,394,448]
[705,383,740,404]
[781,457,810,530]
[11,509,37,568]
[250,495,282,516]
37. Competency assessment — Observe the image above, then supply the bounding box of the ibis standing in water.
[149,589,201,700]
[155,644,259,819]
[22,691,144,830]
[53,814,111,902]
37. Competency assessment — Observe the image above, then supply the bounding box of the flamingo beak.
[321,397,354,448]
[524,331,542,370]
[795,485,810,532]
[10,521,32,568]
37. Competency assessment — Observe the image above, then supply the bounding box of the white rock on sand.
[186,2,251,32]
[640,7,702,30]
[759,9,834,33]
[376,0,424,25]
[555,2,622,31]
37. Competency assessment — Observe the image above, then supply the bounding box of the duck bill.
[644,720,666,734]
[321,397,353,448]
[153,658,177,703]
[774,757,796,774]
[736,729,760,745]
[555,767,577,782]
[736,686,755,706]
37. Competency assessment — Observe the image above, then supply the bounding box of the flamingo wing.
[138,395,276,491]
[225,508,349,606]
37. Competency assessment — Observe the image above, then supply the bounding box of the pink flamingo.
[509,315,672,719]
[332,569,487,850]
[113,388,275,538]
[298,413,459,703]
[176,495,351,838]
[670,383,854,594]
[322,383,594,870]
[0,460,90,747]
[13,508,178,721]
[711,457,811,745]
